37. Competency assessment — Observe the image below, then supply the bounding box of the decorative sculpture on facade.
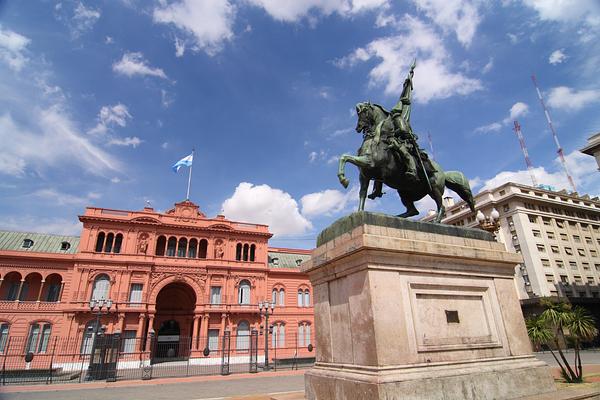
[337,60,476,222]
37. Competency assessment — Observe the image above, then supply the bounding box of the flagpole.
[186,149,194,200]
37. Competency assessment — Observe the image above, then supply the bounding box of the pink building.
[0,201,313,379]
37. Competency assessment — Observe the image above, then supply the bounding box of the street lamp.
[476,208,501,236]
[87,298,113,380]
[258,301,275,371]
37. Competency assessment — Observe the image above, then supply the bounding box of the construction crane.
[531,74,576,192]
[513,120,538,187]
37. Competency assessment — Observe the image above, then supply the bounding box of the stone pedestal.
[301,212,556,400]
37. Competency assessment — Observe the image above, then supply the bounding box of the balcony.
[0,301,59,311]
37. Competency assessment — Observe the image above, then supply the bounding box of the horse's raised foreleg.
[358,174,369,211]
[337,153,373,189]
[430,186,446,223]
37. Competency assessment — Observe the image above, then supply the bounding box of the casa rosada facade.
[0,200,313,364]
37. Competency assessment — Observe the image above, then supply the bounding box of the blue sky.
[1,0,599,249]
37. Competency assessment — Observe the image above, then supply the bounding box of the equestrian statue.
[336,60,475,223]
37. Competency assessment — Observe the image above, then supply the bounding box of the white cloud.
[174,37,185,57]
[475,101,529,133]
[153,0,235,56]
[474,122,502,134]
[336,15,482,103]
[222,182,312,236]
[546,86,600,112]
[0,26,30,71]
[161,89,174,108]
[482,57,493,74]
[107,136,143,148]
[300,189,350,217]
[0,216,82,236]
[548,49,567,65]
[522,0,600,27]
[105,36,114,44]
[111,177,121,183]
[113,52,167,79]
[411,0,482,47]
[33,188,101,206]
[0,108,120,177]
[246,0,388,22]
[88,103,132,136]
[71,2,101,37]
[480,150,599,194]
[161,141,169,149]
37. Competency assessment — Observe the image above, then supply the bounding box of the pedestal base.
[305,356,555,400]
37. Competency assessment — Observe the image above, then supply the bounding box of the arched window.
[298,324,304,347]
[298,323,311,347]
[297,289,303,307]
[236,320,250,351]
[272,289,277,304]
[26,322,51,353]
[80,320,97,355]
[113,233,123,253]
[104,233,114,253]
[177,238,188,257]
[0,322,9,352]
[238,280,250,305]
[272,323,285,348]
[188,239,198,258]
[91,274,110,301]
[304,290,310,307]
[155,236,166,256]
[166,237,177,256]
[250,244,256,262]
[198,239,208,259]
[279,289,285,306]
[243,244,249,261]
[235,243,242,261]
[95,232,105,252]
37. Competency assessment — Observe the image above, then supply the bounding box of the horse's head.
[355,102,373,134]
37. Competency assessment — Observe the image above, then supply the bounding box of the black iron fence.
[0,331,315,385]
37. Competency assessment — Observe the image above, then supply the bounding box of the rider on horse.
[368,60,422,199]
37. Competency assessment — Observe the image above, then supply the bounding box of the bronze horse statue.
[337,102,475,223]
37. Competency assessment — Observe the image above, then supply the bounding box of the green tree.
[527,298,599,383]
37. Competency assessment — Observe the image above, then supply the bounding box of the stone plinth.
[301,212,556,400]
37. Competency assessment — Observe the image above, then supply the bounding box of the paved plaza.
[1,352,599,400]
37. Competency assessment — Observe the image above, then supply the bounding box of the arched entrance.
[154,282,196,361]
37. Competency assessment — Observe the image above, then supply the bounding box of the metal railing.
[0,332,315,385]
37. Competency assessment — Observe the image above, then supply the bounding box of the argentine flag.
[172,153,193,173]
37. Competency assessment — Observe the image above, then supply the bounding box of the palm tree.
[526,315,568,378]
[568,306,598,380]
[539,299,577,381]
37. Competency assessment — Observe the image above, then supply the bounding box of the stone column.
[192,315,200,350]
[118,313,125,333]
[136,314,146,351]
[36,279,45,302]
[220,313,227,335]
[201,314,210,349]
[15,279,25,302]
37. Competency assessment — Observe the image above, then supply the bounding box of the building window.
[22,239,34,248]
[569,261,578,270]
[556,220,565,229]
[250,244,256,262]
[236,320,250,352]
[298,323,311,347]
[560,275,568,283]
[577,248,586,257]
[503,204,509,212]
[177,238,187,257]
[0,323,9,353]
[95,232,105,252]
[547,231,555,240]
[279,289,285,306]
[573,235,581,243]
[585,237,593,245]
[532,230,541,238]
[560,233,568,241]
[166,237,177,257]
[541,259,550,268]
[272,288,278,304]
[272,323,285,348]
[524,203,536,210]
[6,281,20,301]
[551,245,559,254]
[46,282,61,302]
[198,239,208,259]
[591,250,598,258]
[210,287,221,304]
[537,244,546,252]
[565,247,573,256]
[129,284,143,304]
[238,280,250,305]
[104,233,114,253]
[583,262,590,270]
[528,215,537,224]
[60,241,71,251]
[243,244,249,261]
[208,329,219,351]
[113,233,123,253]
[542,217,551,226]
[272,257,279,266]
[121,331,136,353]
[236,243,242,261]
[188,239,198,258]
[155,236,166,256]
[26,323,51,354]
[91,274,110,301]
[556,260,564,269]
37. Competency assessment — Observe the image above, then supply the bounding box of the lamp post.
[258,301,275,371]
[87,298,113,380]
[476,208,500,237]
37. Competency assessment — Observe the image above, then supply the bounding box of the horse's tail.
[445,171,475,212]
